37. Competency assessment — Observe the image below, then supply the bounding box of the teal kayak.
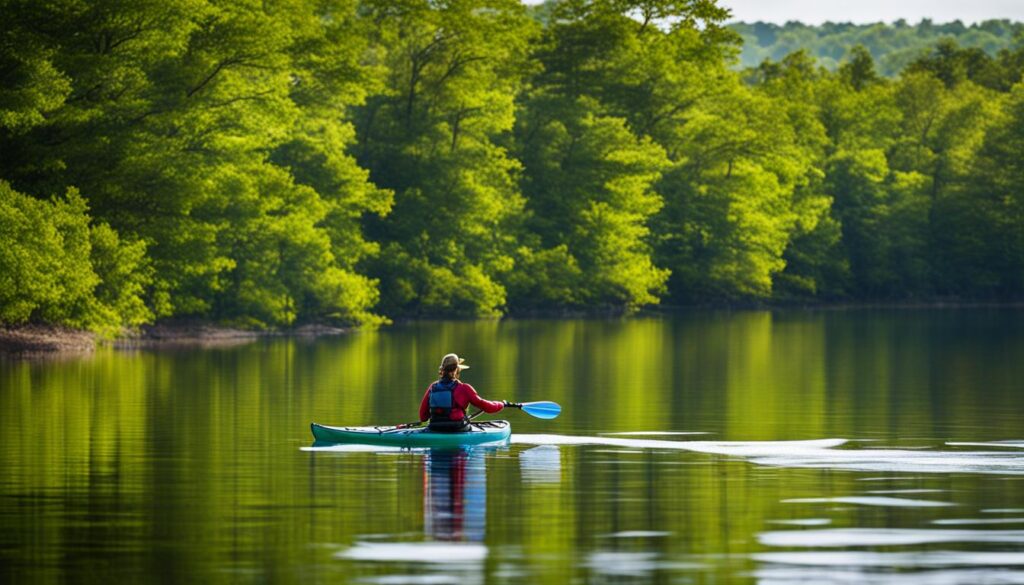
[310,420,511,448]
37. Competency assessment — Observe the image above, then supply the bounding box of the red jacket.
[419,381,504,422]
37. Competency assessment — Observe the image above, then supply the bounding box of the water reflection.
[334,446,501,585]
[423,448,488,542]
[4,311,1024,584]
[518,445,562,484]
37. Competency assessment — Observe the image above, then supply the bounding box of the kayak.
[310,420,511,448]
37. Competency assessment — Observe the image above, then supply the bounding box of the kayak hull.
[310,420,511,448]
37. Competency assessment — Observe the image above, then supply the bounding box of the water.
[1,309,1023,584]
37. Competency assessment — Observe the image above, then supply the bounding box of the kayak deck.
[310,420,511,447]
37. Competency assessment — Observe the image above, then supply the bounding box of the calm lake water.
[2,309,1024,584]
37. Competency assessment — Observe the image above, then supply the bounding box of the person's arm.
[419,387,432,422]
[460,383,504,414]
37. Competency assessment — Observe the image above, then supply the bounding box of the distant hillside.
[730,20,1024,75]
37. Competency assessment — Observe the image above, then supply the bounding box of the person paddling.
[419,353,505,432]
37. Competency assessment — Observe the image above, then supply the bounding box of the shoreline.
[3,300,1022,357]
[0,325,97,357]
[644,298,1024,314]
[115,321,349,345]
[0,321,351,358]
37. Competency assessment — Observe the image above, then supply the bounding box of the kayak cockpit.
[310,420,511,447]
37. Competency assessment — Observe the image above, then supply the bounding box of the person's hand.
[502,400,523,409]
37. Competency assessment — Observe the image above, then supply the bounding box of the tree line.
[2,0,1023,333]
[732,19,1024,75]
[733,19,1024,74]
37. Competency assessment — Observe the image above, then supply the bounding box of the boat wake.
[301,433,1024,476]
[510,435,1024,475]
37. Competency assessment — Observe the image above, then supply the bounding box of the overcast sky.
[721,0,1024,25]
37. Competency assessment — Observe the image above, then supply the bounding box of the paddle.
[503,400,562,420]
[396,400,561,428]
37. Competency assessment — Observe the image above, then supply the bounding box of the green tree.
[891,72,999,293]
[355,0,537,317]
[511,0,738,310]
[731,19,1024,77]
[1,0,389,327]
[655,83,812,300]
[0,181,151,333]
[515,101,670,309]
[525,0,821,304]
[905,38,1000,89]
[754,51,848,298]
[940,84,1024,294]
[839,45,879,90]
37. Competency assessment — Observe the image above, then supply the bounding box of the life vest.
[428,379,468,432]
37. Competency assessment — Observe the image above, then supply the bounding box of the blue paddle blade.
[521,401,561,419]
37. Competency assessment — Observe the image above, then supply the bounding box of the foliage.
[515,0,730,310]
[939,84,1024,294]
[354,0,537,317]
[0,181,151,334]
[516,104,670,310]
[654,79,814,301]
[3,2,1024,332]
[0,0,390,328]
[731,19,1024,76]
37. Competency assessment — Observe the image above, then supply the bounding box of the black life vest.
[428,379,468,432]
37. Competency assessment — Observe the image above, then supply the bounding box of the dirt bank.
[0,325,96,356]
[0,321,351,357]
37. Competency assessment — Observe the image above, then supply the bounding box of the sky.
[720,0,1024,25]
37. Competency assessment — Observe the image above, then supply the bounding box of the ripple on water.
[518,445,561,484]
[783,496,954,507]
[758,528,1024,547]
[865,489,947,494]
[599,530,673,538]
[510,435,1024,475]
[599,431,712,436]
[858,477,929,481]
[753,551,1024,567]
[304,435,1024,477]
[337,542,487,563]
[584,552,656,576]
[767,519,833,526]
[582,552,704,576]
[750,450,1024,475]
[753,566,1024,585]
[357,577,463,585]
[946,441,1024,449]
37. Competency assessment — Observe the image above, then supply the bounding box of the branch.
[432,54,486,92]
[186,57,244,98]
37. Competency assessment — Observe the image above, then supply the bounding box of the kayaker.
[419,353,504,432]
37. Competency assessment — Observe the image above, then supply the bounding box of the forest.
[2,0,1023,333]
[731,19,1024,74]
